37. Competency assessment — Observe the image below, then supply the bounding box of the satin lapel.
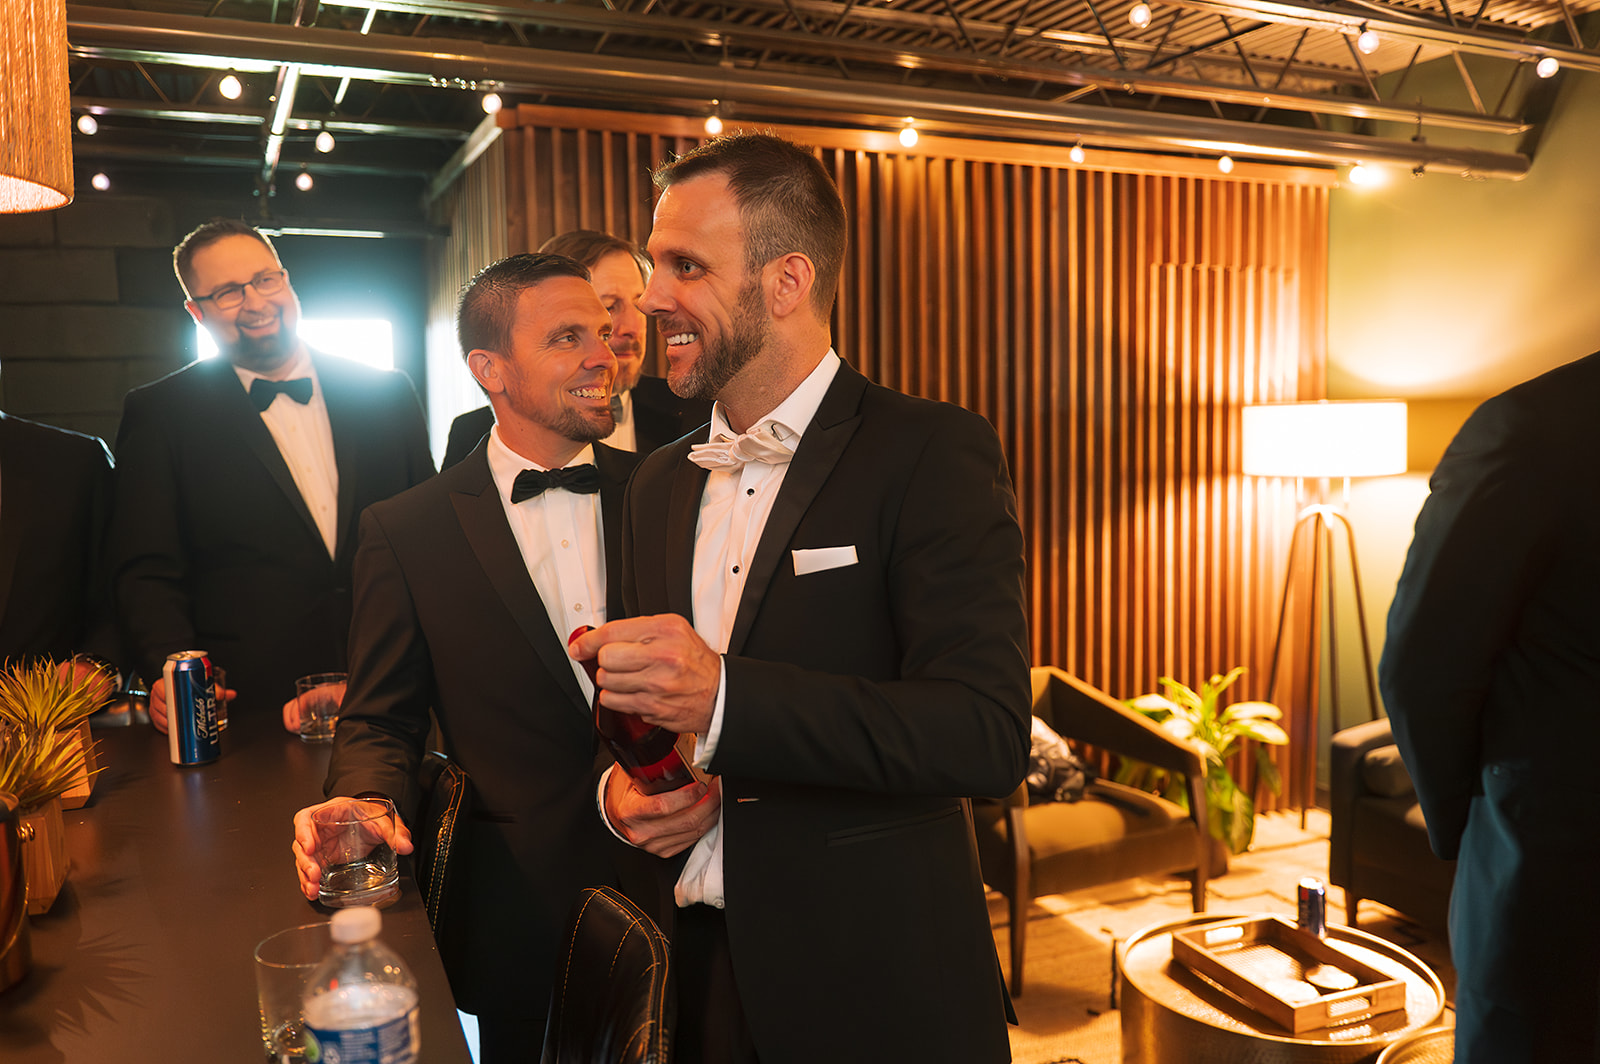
[316,353,362,561]
[664,451,708,620]
[725,366,867,657]
[0,419,23,622]
[449,458,589,718]
[216,358,322,547]
[594,443,640,618]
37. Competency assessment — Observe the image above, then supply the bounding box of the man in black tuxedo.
[1380,351,1600,1063]
[0,409,120,694]
[108,219,433,729]
[292,253,660,1059]
[440,229,709,468]
[571,134,1030,1064]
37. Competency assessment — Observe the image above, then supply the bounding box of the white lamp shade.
[1241,401,1407,478]
[0,0,74,212]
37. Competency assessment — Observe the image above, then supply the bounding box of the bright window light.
[195,318,395,372]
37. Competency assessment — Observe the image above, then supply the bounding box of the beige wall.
[1325,59,1600,736]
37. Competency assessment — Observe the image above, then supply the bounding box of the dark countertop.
[0,708,473,1064]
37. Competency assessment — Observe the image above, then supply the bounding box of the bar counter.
[0,706,473,1063]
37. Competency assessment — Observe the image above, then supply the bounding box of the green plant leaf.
[1255,745,1283,797]
[1235,719,1290,746]
[1220,700,1283,723]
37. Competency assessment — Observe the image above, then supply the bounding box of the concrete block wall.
[0,195,192,444]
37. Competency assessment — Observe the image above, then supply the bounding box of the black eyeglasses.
[193,269,288,311]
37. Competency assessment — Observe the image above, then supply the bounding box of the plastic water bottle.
[302,906,420,1064]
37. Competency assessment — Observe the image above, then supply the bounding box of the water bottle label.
[305,1006,419,1064]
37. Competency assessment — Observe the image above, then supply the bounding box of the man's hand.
[292,796,414,901]
[604,767,721,857]
[149,675,237,735]
[282,681,345,735]
[570,614,720,734]
[60,659,115,707]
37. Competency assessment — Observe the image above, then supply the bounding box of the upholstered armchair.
[972,666,1212,995]
[1328,717,1454,930]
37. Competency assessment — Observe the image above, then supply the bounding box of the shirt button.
[732,565,741,574]
[746,488,755,496]
[574,603,585,613]
[561,539,570,548]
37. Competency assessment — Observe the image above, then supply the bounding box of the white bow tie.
[688,425,795,470]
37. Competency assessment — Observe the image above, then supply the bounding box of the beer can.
[165,651,221,766]
[1297,875,1327,937]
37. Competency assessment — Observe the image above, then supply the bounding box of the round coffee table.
[1118,913,1446,1064]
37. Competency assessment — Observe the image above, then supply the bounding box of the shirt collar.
[232,347,316,394]
[706,349,842,450]
[487,426,598,506]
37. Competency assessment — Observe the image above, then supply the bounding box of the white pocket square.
[792,545,858,576]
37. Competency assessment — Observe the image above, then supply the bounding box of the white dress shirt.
[673,350,843,908]
[233,349,339,558]
[485,428,608,696]
[606,390,637,453]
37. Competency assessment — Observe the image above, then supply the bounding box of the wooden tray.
[1171,916,1407,1034]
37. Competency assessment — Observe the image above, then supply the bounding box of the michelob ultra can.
[1297,875,1328,938]
[165,651,221,766]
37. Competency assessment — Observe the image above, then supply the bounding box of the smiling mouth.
[569,386,610,401]
[665,332,698,347]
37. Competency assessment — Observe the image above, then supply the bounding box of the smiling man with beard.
[108,218,433,729]
[571,133,1029,1064]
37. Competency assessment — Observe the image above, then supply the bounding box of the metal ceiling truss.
[64,0,1597,184]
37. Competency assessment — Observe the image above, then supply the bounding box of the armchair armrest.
[1329,717,1396,888]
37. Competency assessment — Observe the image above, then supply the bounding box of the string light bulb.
[219,73,243,100]
[1348,164,1372,185]
[705,101,724,136]
[1537,56,1559,78]
[481,92,503,115]
[295,169,314,192]
[315,129,335,153]
[77,114,98,136]
[91,172,110,191]
[1070,142,1086,165]
[1129,2,1152,27]
[899,121,918,148]
[1218,155,1235,174]
[1356,26,1380,54]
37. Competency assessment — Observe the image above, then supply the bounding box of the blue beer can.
[165,651,221,766]
[1297,875,1327,937]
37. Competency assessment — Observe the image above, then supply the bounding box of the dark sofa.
[1328,716,1456,930]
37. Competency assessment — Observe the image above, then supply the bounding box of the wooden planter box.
[58,720,99,811]
[1172,915,1406,1034]
[19,797,68,916]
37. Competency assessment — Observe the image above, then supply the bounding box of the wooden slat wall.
[436,109,1331,808]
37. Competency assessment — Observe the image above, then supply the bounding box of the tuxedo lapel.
[316,353,363,561]
[594,443,640,618]
[209,358,323,548]
[0,418,24,621]
[664,449,709,620]
[449,456,589,718]
[725,365,867,657]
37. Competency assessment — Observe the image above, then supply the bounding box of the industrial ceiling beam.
[63,5,1532,177]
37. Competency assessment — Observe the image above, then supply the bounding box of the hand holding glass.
[294,673,346,743]
[308,798,400,908]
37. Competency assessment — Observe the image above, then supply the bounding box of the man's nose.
[637,272,669,315]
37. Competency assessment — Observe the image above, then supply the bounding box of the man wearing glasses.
[108,218,434,730]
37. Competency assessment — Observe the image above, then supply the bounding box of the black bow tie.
[511,464,601,502]
[250,377,313,411]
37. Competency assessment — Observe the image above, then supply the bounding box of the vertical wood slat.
[434,114,1329,809]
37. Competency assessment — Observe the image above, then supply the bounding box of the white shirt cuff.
[694,656,727,771]
[595,765,634,844]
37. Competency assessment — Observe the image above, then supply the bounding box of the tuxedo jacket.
[440,375,711,470]
[0,413,118,665]
[623,361,1031,1064]
[1380,350,1600,1061]
[108,353,433,707]
[324,442,650,1018]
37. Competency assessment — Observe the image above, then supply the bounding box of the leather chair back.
[413,751,471,972]
[540,885,673,1064]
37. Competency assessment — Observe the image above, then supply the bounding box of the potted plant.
[1115,667,1289,856]
[0,659,109,914]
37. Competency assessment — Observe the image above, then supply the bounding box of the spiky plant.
[0,659,107,809]
[1115,667,1289,855]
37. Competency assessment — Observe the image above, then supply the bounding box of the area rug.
[997,810,1456,1064]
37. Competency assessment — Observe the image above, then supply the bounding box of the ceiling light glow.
[91,172,110,191]
[1128,2,1152,28]
[1357,27,1380,54]
[705,113,724,135]
[1218,155,1235,174]
[1537,56,1559,78]
[1070,143,1086,164]
[295,170,314,192]
[219,74,242,100]
[899,123,918,148]
[77,114,98,136]
[481,92,502,114]
[315,130,335,153]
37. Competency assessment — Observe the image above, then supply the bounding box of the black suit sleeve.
[108,386,200,682]
[324,506,435,822]
[1378,390,1563,859]
[441,407,494,471]
[708,409,1031,800]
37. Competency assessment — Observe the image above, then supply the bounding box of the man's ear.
[467,349,506,395]
[183,300,204,326]
[765,252,816,321]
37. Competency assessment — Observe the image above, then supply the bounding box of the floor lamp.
[1242,401,1407,826]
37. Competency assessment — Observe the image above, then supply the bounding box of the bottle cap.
[329,905,382,944]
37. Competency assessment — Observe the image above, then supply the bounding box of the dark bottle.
[570,626,700,795]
